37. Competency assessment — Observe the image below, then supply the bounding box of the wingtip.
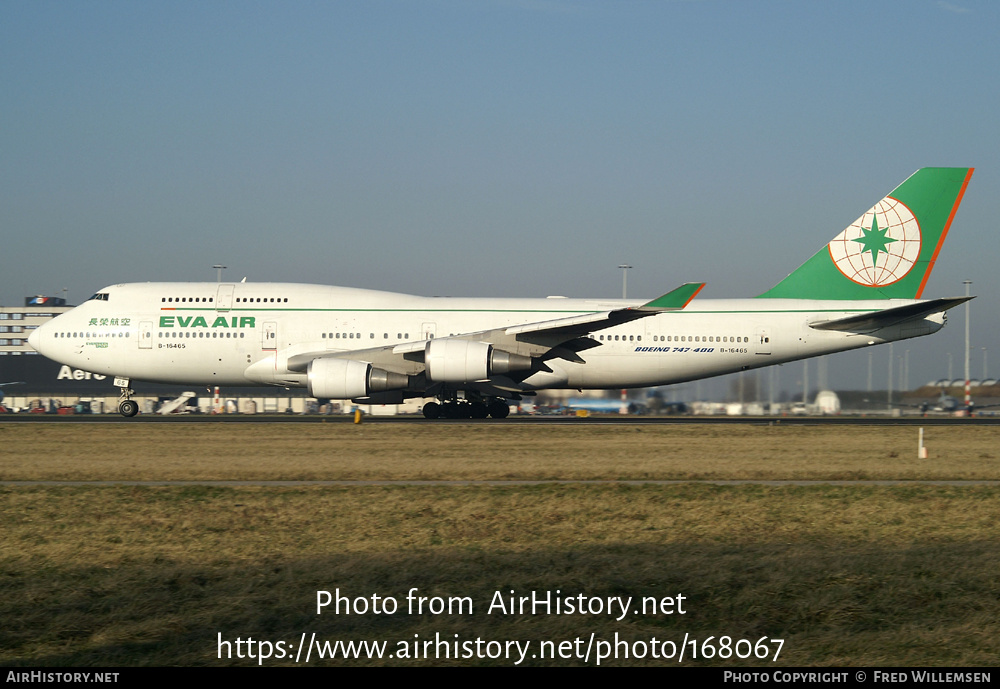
[639,282,706,311]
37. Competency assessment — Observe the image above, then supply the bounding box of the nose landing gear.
[115,376,139,417]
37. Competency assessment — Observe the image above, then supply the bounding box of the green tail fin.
[757,167,974,300]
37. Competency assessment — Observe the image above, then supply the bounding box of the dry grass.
[1,423,999,481]
[2,422,999,666]
[3,484,999,666]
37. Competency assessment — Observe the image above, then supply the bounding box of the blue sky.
[2,1,997,395]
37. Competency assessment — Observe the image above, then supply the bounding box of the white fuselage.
[28,282,944,393]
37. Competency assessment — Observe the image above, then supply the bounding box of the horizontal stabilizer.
[809,297,971,333]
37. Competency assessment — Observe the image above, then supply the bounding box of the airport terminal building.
[0,296,72,387]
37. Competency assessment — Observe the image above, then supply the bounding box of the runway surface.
[3,413,1000,425]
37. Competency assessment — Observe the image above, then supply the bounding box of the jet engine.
[424,339,532,383]
[307,358,409,399]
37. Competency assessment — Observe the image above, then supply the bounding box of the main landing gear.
[422,396,510,420]
[115,377,139,417]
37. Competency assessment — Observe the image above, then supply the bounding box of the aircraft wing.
[808,297,972,333]
[396,282,704,354]
[968,401,1000,411]
[506,282,703,339]
[285,283,704,374]
[891,396,1000,413]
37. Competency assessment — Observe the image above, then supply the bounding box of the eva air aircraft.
[29,167,974,418]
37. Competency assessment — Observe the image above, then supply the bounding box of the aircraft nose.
[28,321,49,354]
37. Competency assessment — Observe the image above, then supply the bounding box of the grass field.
[2,423,999,666]
[3,423,999,481]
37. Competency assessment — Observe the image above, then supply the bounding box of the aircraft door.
[422,322,436,340]
[644,319,659,343]
[262,321,277,351]
[139,321,153,349]
[216,285,234,311]
[754,326,771,355]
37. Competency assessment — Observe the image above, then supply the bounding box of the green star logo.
[852,216,897,267]
[828,198,921,288]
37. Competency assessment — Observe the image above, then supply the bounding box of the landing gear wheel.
[422,402,441,419]
[488,401,510,419]
[119,399,139,417]
[441,402,472,419]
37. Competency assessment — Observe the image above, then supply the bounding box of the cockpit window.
[88,293,110,301]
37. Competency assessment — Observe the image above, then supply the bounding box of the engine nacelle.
[424,339,532,383]
[307,358,409,399]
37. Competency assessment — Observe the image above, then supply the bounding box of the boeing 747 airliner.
[28,167,974,418]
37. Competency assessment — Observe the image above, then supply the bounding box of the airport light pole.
[768,367,775,410]
[947,352,953,383]
[617,264,633,413]
[803,360,808,406]
[905,349,909,391]
[888,342,893,411]
[213,265,227,283]
[618,265,632,300]
[983,347,988,380]
[964,280,972,409]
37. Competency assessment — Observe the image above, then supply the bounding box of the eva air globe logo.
[827,197,921,287]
